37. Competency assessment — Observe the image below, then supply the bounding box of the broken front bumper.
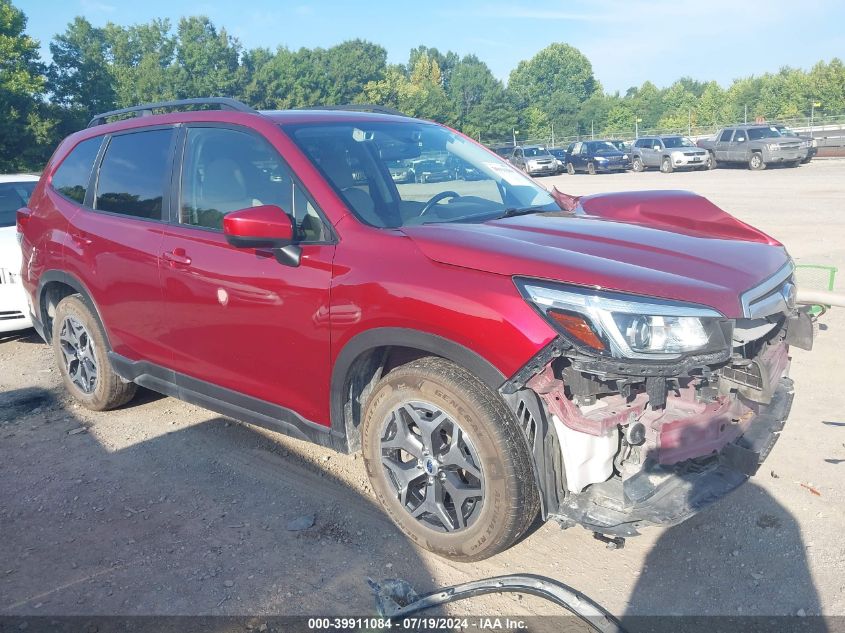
[552,377,794,536]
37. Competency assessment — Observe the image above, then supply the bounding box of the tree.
[47,17,115,118]
[103,19,176,107]
[0,0,53,171]
[397,53,452,121]
[323,40,387,104]
[508,43,598,126]
[172,16,243,99]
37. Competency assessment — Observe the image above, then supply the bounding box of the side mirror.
[223,205,294,249]
[736,137,746,143]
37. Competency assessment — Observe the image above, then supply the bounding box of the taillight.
[16,207,31,232]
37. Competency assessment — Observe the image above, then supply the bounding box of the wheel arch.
[330,328,506,453]
[36,270,110,347]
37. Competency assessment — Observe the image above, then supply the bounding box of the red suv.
[17,98,812,561]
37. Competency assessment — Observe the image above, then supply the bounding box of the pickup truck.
[697,125,804,170]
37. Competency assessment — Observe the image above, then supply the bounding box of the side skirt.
[108,352,348,452]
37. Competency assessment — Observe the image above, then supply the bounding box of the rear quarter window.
[51,137,103,204]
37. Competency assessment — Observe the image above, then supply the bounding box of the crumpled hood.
[401,192,789,318]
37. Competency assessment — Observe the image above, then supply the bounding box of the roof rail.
[87,97,258,128]
[301,104,408,117]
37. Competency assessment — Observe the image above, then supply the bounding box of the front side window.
[0,181,37,228]
[95,129,174,219]
[180,127,328,241]
[51,137,103,204]
[719,130,734,142]
[284,121,556,228]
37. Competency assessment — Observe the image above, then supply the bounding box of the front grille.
[741,263,795,318]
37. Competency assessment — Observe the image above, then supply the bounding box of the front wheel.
[587,162,596,175]
[706,153,716,170]
[566,162,575,175]
[749,153,766,170]
[660,156,674,173]
[52,295,136,411]
[361,357,540,561]
[631,157,644,172]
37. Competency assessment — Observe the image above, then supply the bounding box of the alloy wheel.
[58,316,98,394]
[379,400,484,533]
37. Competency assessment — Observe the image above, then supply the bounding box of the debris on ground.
[286,514,315,531]
[799,482,822,496]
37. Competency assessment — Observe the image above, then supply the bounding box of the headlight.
[595,157,607,162]
[767,143,781,151]
[622,154,629,160]
[516,280,730,360]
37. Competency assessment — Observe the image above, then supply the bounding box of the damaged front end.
[502,266,812,537]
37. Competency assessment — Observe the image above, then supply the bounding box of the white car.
[0,174,39,334]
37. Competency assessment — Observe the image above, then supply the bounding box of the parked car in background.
[387,160,414,184]
[564,140,628,174]
[409,158,451,183]
[697,125,804,170]
[0,174,39,334]
[607,140,632,168]
[773,124,817,163]
[18,97,811,562]
[509,145,558,176]
[548,148,567,173]
[492,145,514,159]
[446,155,483,180]
[631,136,710,173]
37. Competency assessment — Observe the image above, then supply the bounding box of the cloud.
[79,0,116,13]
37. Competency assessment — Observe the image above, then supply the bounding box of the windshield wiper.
[499,205,551,218]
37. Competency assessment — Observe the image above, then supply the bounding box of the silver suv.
[697,125,804,170]
[631,136,710,173]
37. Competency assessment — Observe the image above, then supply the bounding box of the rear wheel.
[361,357,539,561]
[566,162,575,175]
[660,156,673,173]
[749,152,766,170]
[52,295,136,411]
[631,157,644,172]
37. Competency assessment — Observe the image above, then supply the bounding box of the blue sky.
[18,0,845,93]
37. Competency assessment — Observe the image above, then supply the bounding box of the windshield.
[747,127,782,140]
[777,126,798,137]
[523,147,551,158]
[662,136,696,148]
[587,141,618,153]
[0,181,36,228]
[283,121,557,227]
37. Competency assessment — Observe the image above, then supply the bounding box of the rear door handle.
[162,249,192,266]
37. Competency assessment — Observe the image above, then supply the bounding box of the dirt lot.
[2,160,845,623]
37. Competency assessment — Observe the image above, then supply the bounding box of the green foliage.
[0,0,51,171]
[1,0,844,172]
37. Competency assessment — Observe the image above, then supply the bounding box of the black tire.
[566,162,575,175]
[749,152,766,170]
[361,356,540,562]
[660,156,673,173]
[787,160,800,168]
[52,295,136,411]
[587,162,596,175]
[706,152,716,170]
[631,157,644,172]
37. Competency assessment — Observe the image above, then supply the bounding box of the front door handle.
[162,249,192,266]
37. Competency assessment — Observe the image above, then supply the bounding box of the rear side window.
[95,129,174,220]
[51,137,102,204]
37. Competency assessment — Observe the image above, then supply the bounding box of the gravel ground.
[1,159,844,622]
